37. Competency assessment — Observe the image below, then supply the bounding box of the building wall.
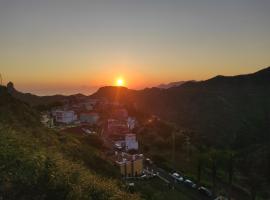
[125,134,138,150]
[120,164,125,176]
[118,158,143,177]
[127,117,136,130]
[133,159,143,176]
[55,111,77,124]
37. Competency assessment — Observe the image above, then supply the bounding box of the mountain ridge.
[0,85,141,200]
[91,66,270,148]
[157,81,188,89]
[6,66,270,107]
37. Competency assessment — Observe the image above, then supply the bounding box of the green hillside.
[0,86,140,200]
[92,67,270,199]
[92,67,270,148]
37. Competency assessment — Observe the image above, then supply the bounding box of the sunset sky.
[1,0,270,95]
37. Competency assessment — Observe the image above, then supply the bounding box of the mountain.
[92,67,270,198]
[92,66,270,148]
[0,85,140,200]
[157,81,188,89]
[6,82,88,106]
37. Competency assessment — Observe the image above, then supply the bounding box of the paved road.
[149,165,213,200]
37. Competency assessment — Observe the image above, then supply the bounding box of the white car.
[184,179,197,188]
[140,174,147,179]
[198,186,213,197]
[171,172,184,182]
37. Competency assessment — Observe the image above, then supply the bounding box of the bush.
[0,127,140,200]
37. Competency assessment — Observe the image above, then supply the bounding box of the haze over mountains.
[7,66,270,148]
[157,81,188,89]
[3,66,270,199]
[90,67,270,196]
[92,66,270,148]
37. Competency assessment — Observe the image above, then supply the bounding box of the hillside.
[92,67,270,148]
[91,67,270,199]
[6,82,88,106]
[157,81,187,89]
[0,86,140,200]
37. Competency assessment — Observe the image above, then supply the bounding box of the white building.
[54,110,77,124]
[127,117,137,130]
[125,134,138,151]
[113,133,139,151]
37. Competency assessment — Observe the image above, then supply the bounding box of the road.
[148,165,213,200]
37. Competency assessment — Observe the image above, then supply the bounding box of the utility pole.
[172,130,175,170]
[185,136,191,162]
[0,73,2,85]
[172,127,176,170]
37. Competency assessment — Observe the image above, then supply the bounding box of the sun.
[116,78,124,86]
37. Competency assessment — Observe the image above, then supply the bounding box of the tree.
[238,154,263,200]
[208,149,220,194]
[196,146,207,184]
[227,151,235,200]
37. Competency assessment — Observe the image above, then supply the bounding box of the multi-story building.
[127,117,137,130]
[53,110,77,124]
[112,133,139,151]
[125,133,138,151]
[114,152,143,177]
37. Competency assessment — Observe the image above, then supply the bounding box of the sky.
[0,0,270,95]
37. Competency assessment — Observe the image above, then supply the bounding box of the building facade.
[115,152,143,177]
[125,134,138,151]
[54,110,77,124]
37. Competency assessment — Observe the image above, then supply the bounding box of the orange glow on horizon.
[116,78,125,86]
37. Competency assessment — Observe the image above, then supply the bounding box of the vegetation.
[128,179,194,200]
[0,86,140,200]
[137,119,270,199]
[3,67,270,199]
[92,67,270,199]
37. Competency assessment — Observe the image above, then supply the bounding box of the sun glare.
[116,78,124,86]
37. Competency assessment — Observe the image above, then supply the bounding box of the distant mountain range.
[4,66,270,199]
[6,82,88,106]
[157,81,189,89]
[6,66,270,148]
[92,66,270,149]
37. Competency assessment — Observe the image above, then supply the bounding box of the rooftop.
[113,152,143,165]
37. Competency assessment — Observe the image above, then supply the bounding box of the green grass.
[0,125,141,200]
[0,87,141,200]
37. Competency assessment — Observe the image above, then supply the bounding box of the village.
[40,97,226,200]
[40,97,146,179]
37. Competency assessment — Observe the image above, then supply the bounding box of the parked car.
[184,179,196,188]
[198,186,213,197]
[152,172,158,177]
[114,143,123,150]
[170,172,184,182]
[145,158,153,165]
[140,174,147,179]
